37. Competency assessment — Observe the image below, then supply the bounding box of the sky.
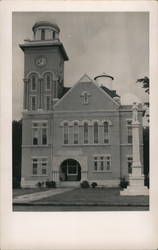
[12,12,149,120]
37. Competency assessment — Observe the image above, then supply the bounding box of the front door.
[60,159,81,181]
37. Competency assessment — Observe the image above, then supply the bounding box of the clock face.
[35,56,47,67]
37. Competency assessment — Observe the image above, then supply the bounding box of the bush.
[120,177,129,189]
[45,180,56,188]
[144,174,149,188]
[80,180,89,188]
[37,182,42,188]
[91,182,98,188]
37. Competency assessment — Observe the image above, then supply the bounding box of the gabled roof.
[54,73,120,109]
[101,86,120,98]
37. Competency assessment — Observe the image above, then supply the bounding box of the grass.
[32,187,149,205]
[13,188,50,198]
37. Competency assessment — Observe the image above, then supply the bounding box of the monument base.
[120,174,149,196]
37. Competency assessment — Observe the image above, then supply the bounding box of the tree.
[12,120,22,188]
[136,76,149,94]
[136,76,149,187]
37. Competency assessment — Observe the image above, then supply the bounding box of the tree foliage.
[136,76,149,94]
[12,120,22,188]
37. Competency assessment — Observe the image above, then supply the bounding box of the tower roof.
[32,21,60,32]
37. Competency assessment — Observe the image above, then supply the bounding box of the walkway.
[13,188,73,203]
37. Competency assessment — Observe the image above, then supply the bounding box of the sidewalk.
[13,188,74,203]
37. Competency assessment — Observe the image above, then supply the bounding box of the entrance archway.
[60,159,81,181]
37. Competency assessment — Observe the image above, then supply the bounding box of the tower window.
[32,121,48,146]
[46,75,51,90]
[41,29,45,40]
[45,95,51,110]
[30,96,37,111]
[31,75,37,91]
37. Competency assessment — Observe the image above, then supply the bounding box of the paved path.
[13,188,73,203]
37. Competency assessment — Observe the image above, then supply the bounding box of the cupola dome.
[32,21,60,41]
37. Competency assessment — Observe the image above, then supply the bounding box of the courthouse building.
[20,21,144,188]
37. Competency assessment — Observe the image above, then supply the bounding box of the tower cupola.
[32,21,60,41]
[94,73,114,90]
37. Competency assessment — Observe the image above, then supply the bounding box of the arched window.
[73,122,79,144]
[63,122,69,144]
[94,122,99,144]
[83,122,89,144]
[103,121,109,144]
[30,74,37,91]
[45,74,51,90]
[53,81,58,98]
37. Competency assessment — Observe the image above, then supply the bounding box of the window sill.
[31,175,48,177]
[93,171,112,173]
[62,144,111,146]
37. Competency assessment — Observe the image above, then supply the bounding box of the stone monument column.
[120,103,149,196]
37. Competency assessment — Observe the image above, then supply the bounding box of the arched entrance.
[60,159,81,181]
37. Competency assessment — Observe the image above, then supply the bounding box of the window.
[32,159,38,175]
[32,158,48,176]
[30,96,37,111]
[94,156,98,171]
[83,92,88,104]
[44,74,51,91]
[127,156,133,174]
[41,29,45,40]
[94,122,99,144]
[81,91,90,104]
[31,75,37,91]
[41,158,47,175]
[45,95,51,110]
[67,165,78,175]
[53,81,58,98]
[32,121,48,145]
[73,122,79,144]
[83,122,89,144]
[93,155,111,172]
[103,121,109,144]
[46,75,51,90]
[127,120,132,144]
[63,122,68,144]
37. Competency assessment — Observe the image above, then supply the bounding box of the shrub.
[120,177,129,188]
[80,180,89,188]
[45,180,56,188]
[144,174,149,188]
[37,182,42,188]
[91,182,98,188]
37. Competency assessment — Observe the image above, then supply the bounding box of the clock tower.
[20,21,68,111]
[20,21,68,188]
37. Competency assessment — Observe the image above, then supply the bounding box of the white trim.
[26,71,41,79]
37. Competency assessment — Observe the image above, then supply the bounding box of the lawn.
[32,187,149,205]
[13,188,50,198]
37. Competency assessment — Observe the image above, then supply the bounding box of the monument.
[120,102,149,196]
